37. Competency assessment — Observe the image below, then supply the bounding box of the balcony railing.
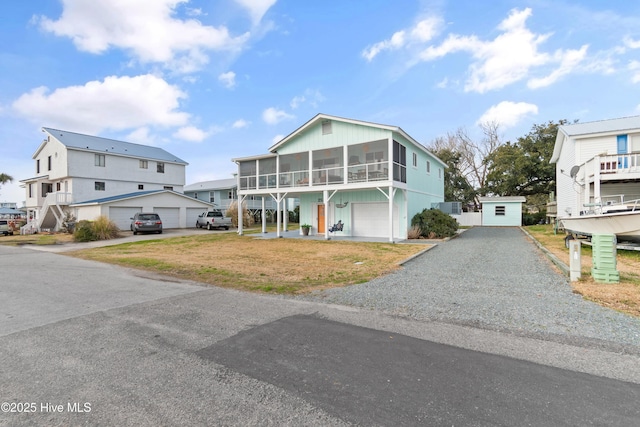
[584,153,640,178]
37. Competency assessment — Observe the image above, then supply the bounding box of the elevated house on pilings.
[232,113,446,242]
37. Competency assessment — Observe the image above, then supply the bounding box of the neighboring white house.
[479,196,526,226]
[20,127,197,232]
[232,113,446,241]
[71,189,213,230]
[550,116,640,219]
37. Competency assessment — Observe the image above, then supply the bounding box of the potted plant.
[300,224,311,236]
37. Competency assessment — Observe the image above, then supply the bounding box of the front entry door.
[317,205,325,233]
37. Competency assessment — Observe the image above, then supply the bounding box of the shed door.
[352,203,398,238]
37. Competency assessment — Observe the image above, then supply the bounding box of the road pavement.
[1,242,640,425]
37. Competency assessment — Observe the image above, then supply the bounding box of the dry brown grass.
[66,233,431,294]
[525,225,640,317]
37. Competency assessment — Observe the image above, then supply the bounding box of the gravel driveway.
[298,227,640,351]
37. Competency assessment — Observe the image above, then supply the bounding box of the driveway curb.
[520,226,570,277]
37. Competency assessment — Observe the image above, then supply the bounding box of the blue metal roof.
[43,127,188,164]
[73,190,164,205]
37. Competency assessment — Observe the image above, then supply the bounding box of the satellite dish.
[569,165,580,179]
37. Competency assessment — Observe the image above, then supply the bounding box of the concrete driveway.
[1,233,640,425]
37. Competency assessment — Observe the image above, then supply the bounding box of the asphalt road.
[1,244,640,426]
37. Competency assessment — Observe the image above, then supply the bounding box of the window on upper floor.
[95,181,105,191]
[36,159,40,174]
[438,168,442,179]
[412,153,418,167]
[209,192,214,203]
[157,162,165,173]
[95,154,105,167]
[56,182,61,191]
[393,140,406,183]
[140,160,148,169]
[426,160,431,174]
[48,156,52,171]
[163,186,173,191]
[28,184,33,198]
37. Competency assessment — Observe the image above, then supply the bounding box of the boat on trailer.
[559,198,640,244]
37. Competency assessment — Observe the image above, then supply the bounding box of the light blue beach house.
[232,114,446,241]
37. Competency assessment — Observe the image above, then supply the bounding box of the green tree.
[430,147,476,209]
[0,173,13,196]
[483,121,563,198]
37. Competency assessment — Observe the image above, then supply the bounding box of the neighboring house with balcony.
[20,127,211,232]
[550,115,640,220]
[232,113,446,241]
[184,177,284,220]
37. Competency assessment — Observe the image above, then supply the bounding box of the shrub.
[411,209,458,239]
[74,220,97,242]
[73,216,120,242]
[226,201,254,228]
[407,225,422,239]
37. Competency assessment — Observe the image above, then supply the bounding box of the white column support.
[388,185,396,243]
[283,197,288,231]
[237,194,246,235]
[593,156,601,205]
[261,196,267,233]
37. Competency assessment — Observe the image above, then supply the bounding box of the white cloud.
[38,0,250,73]
[232,119,250,128]
[362,16,443,61]
[527,45,588,89]
[416,8,591,93]
[476,101,538,128]
[218,71,237,89]
[126,127,155,144]
[262,107,294,125]
[234,0,277,25]
[630,60,640,83]
[624,37,640,49]
[12,74,190,135]
[272,134,284,144]
[290,89,325,109]
[173,126,208,142]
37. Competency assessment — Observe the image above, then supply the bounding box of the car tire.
[225,226,229,230]
[158,230,162,234]
[207,223,213,230]
[133,230,138,235]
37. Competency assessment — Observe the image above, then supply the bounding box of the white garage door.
[154,208,180,229]
[109,207,142,231]
[352,203,398,238]
[187,208,204,228]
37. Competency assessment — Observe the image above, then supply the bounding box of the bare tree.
[429,122,504,207]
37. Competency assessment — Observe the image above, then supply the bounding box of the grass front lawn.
[525,224,640,317]
[66,233,431,294]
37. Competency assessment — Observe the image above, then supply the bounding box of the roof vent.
[322,120,332,135]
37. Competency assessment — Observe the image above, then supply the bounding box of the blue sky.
[2,0,640,204]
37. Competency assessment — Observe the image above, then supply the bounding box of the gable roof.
[184,178,237,192]
[38,127,188,164]
[551,115,640,163]
[267,113,447,168]
[71,190,211,206]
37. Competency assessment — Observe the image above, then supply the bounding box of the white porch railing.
[584,153,640,177]
[21,192,73,234]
